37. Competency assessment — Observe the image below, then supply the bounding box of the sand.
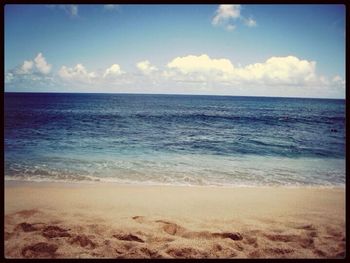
[4,181,345,259]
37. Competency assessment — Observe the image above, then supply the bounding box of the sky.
[4,4,346,98]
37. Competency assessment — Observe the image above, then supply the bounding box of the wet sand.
[4,181,345,258]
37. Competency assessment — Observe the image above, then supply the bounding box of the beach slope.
[4,182,345,259]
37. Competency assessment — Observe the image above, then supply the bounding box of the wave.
[5,154,345,187]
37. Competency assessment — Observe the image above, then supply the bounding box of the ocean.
[4,93,345,187]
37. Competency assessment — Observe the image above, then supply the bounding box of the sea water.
[4,93,345,187]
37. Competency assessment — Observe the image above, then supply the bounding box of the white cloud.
[5,72,14,83]
[15,53,51,75]
[233,56,316,85]
[5,52,345,98]
[34,53,52,74]
[332,75,345,84]
[136,60,158,75]
[161,55,344,98]
[21,60,34,74]
[103,64,124,78]
[243,17,257,27]
[164,54,325,89]
[58,64,96,82]
[212,5,257,31]
[212,5,241,26]
[167,54,235,75]
[104,5,119,11]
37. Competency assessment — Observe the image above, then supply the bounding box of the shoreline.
[4,179,346,190]
[5,179,345,258]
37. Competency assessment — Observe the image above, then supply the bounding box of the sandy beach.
[4,181,345,259]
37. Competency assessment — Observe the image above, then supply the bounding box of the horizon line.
[4,91,345,100]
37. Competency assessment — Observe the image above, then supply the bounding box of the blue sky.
[5,4,345,98]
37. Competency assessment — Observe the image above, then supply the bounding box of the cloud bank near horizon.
[5,52,345,98]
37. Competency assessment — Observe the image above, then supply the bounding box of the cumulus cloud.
[164,54,322,88]
[5,67,58,91]
[33,53,52,74]
[167,54,234,75]
[20,60,34,74]
[5,52,345,98]
[15,53,52,75]
[212,5,257,31]
[212,5,241,26]
[233,56,316,85]
[5,72,14,83]
[103,64,124,78]
[136,60,158,75]
[332,75,345,84]
[161,54,344,98]
[58,64,96,82]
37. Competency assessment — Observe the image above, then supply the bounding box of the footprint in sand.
[264,233,314,249]
[212,232,243,241]
[132,216,182,236]
[155,219,244,243]
[325,226,344,241]
[264,233,299,242]
[21,242,58,258]
[166,247,203,258]
[263,247,294,256]
[313,249,327,257]
[16,209,40,218]
[5,231,14,241]
[293,224,316,231]
[307,231,318,238]
[242,235,258,248]
[113,233,145,243]
[42,225,71,238]
[138,247,162,258]
[132,216,146,223]
[116,245,163,259]
[15,222,40,232]
[15,222,46,232]
[155,220,186,236]
[249,250,261,258]
[69,234,96,249]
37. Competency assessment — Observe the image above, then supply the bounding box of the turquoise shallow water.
[4,93,345,186]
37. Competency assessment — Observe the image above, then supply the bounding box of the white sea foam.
[5,153,345,187]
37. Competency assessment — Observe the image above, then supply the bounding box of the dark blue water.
[4,93,345,186]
